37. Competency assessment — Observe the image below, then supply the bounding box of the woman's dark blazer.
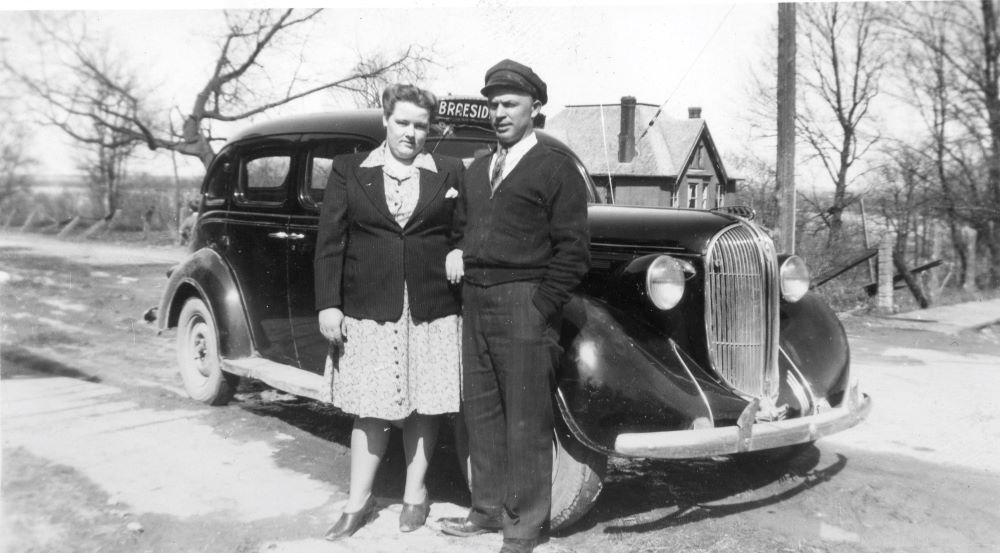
[314,151,464,323]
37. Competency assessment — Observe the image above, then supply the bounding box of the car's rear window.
[304,139,378,206]
[238,152,292,205]
[247,156,290,189]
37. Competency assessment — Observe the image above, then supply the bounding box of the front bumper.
[613,380,872,458]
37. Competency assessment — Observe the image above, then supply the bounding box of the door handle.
[267,231,289,239]
[287,233,305,240]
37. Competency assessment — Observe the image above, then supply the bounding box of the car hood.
[587,204,740,255]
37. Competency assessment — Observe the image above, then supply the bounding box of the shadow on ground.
[234,387,845,537]
[236,394,473,508]
[1,345,102,382]
[561,444,846,535]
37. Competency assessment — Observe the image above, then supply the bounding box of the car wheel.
[454,413,607,531]
[549,417,607,529]
[176,297,237,406]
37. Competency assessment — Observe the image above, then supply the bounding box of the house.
[545,97,737,208]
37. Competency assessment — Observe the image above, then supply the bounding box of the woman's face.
[383,100,431,162]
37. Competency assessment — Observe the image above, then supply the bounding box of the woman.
[314,83,464,540]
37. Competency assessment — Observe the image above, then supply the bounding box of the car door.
[224,138,299,366]
[287,135,379,374]
[196,148,235,252]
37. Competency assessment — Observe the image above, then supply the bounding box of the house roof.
[545,103,707,178]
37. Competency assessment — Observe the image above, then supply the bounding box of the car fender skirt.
[613,379,872,459]
[158,248,254,359]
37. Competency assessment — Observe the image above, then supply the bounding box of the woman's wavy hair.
[382,84,438,121]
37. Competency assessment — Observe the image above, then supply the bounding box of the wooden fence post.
[878,234,894,314]
[961,225,978,290]
[56,216,83,239]
[893,252,931,308]
[18,208,38,232]
[927,220,943,299]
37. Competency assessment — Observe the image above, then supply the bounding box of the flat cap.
[481,59,548,105]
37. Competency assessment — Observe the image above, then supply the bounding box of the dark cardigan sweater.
[453,141,590,319]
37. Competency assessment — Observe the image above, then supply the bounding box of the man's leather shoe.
[499,537,538,553]
[399,500,430,532]
[438,516,501,537]
[324,495,377,541]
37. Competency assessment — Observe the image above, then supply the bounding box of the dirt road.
[2,232,999,553]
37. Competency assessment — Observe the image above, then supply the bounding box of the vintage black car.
[156,98,871,529]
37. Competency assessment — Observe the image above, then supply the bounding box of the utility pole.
[776,2,796,254]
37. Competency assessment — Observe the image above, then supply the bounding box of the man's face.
[487,89,541,147]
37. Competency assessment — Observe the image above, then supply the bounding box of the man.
[441,59,590,553]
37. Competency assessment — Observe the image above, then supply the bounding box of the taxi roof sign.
[435,95,545,128]
[437,97,491,125]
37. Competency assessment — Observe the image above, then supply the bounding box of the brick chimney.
[688,106,702,119]
[618,96,637,163]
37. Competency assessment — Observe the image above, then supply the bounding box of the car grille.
[704,223,780,399]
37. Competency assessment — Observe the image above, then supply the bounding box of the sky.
[0,1,779,178]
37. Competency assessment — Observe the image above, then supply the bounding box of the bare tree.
[889,1,1000,288]
[2,14,149,224]
[0,107,36,204]
[4,10,433,171]
[1,46,37,206]
[76,104,139,224]
[743,3,887,252]
[870,144,936,260]
[725,152,779,229]
[345,52,432,109]
[796,2,888,246]
[888,2,974,287]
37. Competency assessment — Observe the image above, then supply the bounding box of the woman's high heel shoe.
[399,500,430,532]
[324,495,377,541]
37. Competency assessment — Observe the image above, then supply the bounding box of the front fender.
[157,248,254,359]
[556,296,746,454]
[778,291,851,407]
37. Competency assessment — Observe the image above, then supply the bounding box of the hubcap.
[188,320,212,378]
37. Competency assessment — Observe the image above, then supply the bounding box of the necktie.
[490,147,507,196]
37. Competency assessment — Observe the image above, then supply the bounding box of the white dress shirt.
[489,131,538,184]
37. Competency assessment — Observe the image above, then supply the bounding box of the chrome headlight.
[780,255,810,303]
[646,255,691,310]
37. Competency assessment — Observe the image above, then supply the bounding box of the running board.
[223,358,326,402]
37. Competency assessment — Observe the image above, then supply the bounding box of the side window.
[310,158,334,201]
[304,139,377,207]
[237,150,293,205]
[203,153,234,205]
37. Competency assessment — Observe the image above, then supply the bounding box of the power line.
[637,5,737,143]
